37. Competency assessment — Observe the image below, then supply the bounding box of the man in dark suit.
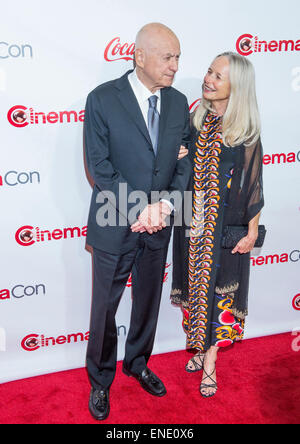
[84,23,191,421]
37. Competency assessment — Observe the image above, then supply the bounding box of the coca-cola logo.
[189,99,201,113]
[104,37,135,62]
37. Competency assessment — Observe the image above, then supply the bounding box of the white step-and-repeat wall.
[1,0,299,383]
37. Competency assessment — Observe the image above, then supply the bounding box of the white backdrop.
[0,0,299,384]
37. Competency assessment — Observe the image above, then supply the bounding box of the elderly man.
[84,23,191,421]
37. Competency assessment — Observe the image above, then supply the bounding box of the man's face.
[136,33,181,92]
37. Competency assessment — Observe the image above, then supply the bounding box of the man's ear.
[135,48,145,69]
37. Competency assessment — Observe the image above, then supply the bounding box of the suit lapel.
[116,72,152,148]
[115,72,173,156]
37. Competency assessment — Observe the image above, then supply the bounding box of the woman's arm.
[232,136,264,255]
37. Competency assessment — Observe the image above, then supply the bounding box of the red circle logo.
[21,334,40,351]
[7,105,29,128]
[15,225,35,246]
[236,34,254,56]
[292,294,300,311]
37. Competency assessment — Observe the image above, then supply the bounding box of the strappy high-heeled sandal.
[200,365,218,398]
[185,352,205,373]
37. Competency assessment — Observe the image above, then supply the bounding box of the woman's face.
[203,56,231,105]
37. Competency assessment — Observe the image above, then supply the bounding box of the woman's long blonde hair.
[193,52,261,147]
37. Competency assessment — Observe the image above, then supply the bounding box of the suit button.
[154,169,159,175]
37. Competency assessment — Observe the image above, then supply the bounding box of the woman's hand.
[231,231,258,254]
[232,212,261,254]
[178,145,189,160]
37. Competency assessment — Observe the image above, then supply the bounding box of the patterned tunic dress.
[185,112,244,352]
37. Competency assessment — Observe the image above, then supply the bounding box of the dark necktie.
[147,95,159,155]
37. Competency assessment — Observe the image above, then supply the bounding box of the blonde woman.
[171,52,264,398]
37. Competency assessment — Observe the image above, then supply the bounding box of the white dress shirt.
[128,70,174,212]
[128,69,161,125]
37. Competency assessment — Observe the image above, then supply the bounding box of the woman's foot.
[185,351,205,373]
[200,353,218,398]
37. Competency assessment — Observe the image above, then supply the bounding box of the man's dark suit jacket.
[84,70,192,255]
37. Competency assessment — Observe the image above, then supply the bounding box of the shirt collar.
[129,69,160,103]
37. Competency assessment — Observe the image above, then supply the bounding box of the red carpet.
[0,332,299,424]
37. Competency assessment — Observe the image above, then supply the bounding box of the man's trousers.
[86,236,169,390]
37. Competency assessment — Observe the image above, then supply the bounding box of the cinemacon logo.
[0,284,45,301]
[263,150,300,165]
[21,331,90,352]
[7,105,85,128]
[236,34,300,56]
[0,41,33,59]
[0,170,40,187]
[15,225,87,247]
[21,326,127,351]
[251,249,300,266]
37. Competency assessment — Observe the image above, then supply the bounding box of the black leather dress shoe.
[89,387,110,421]
[123,366,167,397]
